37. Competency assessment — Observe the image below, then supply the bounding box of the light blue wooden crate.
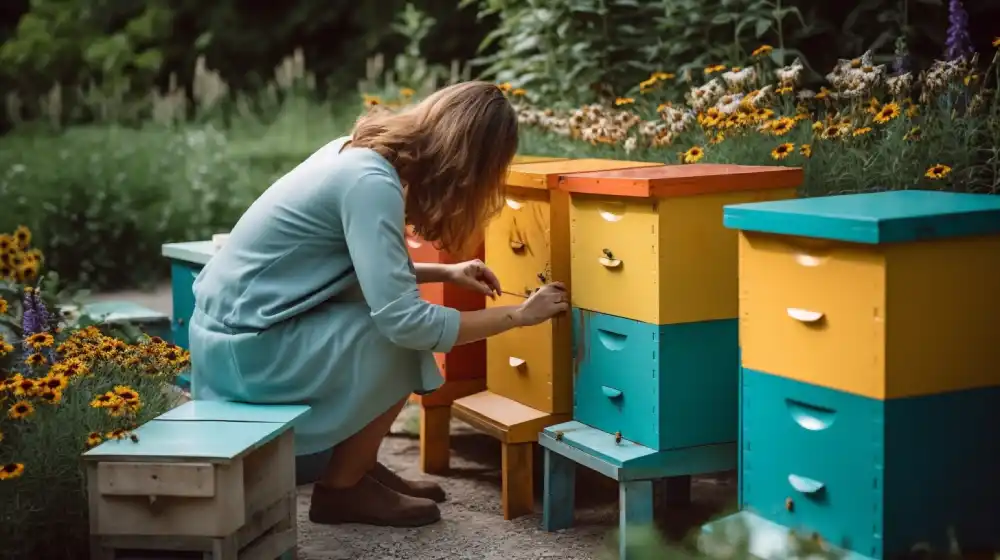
[157,400,310,425]
[83,419,288,463]
[83,300,172,342]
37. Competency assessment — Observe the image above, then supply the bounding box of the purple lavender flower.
[945,0,973,61]
[21,288,57,363]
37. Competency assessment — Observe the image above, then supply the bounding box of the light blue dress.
[188,136,461,458]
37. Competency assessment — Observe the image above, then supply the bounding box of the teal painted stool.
[84,400,309,560]
[83,300,172,342]
[540,422,735,559]
[162,241,218,391]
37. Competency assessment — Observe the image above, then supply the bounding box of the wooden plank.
[236,493,294,550]
[157,401,310,424]
[619,481,655,560]
[162,241,217,265]
[542,448,576,531]
[98,462,215,498]
[501,442,534,520]
[240,528,296,560]
[419,405,451,474]
[83,420,288,463]
[538,432,620,481]
[243,430,295,517]
[451,391,569,444]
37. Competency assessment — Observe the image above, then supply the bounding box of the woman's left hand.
[448,260,502,299]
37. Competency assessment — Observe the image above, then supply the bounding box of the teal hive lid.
[723,190,1000,244]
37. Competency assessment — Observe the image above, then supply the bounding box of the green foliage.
[462,0,1000,105]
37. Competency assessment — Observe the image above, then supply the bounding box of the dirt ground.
[93,285,738,560]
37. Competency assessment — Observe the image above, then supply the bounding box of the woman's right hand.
[515,282,570,327]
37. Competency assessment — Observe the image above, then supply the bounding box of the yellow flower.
[768,117,796,136]
[704,64,727,75]
[114,385,141,404]
[38,373,69,392]
[90,392,122,409]
[755,108,774,121]
[814,87,831,100]
[13,226,31,249]
[925,164,952,180]
[362,94,381,107]
[771,143,795,160]
[639,77,658,92]
[0,339,12,356]
[39,389,62,405]
[8,400,34,420]
[709,132,725,145]
[0,297,7,315]
[86,432,103,448]
[399,87,415,98]
[751,45,773,57]
[653,72,675,81]
[0,463,25,480]
[800,144,812,158]
[822,125,846,140]
[497,83,513,93]
[25,332,54,350]
[776,85,794,95]
[682,146,705,164]
[10,376,36,397]
[0,234,13,254]
[852,127,872,137]
[873,102,901,124]
[614,97,635,106]
[25,352,47,367]
[17,262,38,283]
[964,74,979,86]
[511,88,527,96]
[106,429,130,440]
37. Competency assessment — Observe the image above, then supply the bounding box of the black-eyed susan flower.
[106,400,128,417]
[86,432,103,447]
[0,338,12,356]
[39,389,62,405]
[852,127,872,137]
[0,234,12,254]
[925,164,952,180]
[497,83,513,93]
[8,400,34,420]
[399,87,415,98]
[13,226,31,249]
[682,146,705,164]
[799,144,812,158]
[873,102,901,124]
[10,376,36,397]
[17,262,38,283]
[106,428,130,440]
[709,132,725,145]
[704,64,727,75]
[751,45,773,57]
[0,463,24,480]
[768,117,796,136]
[25,332,54,350]
[39,373,68,392]
[821,125,846,140]
[511,88,526,97]
[614,97,635,106]
[24,353,47,367]
[771,143,795,160]
[90,392,121,409]
[0,297,7,315]
[114,385,140,404]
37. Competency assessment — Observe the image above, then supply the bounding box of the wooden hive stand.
[450,158,662,520]
[84,401,310,560]
[539,163,804,559]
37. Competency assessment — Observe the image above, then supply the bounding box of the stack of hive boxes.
[408,154,565,474]
[704,190,1000,559]
[451,158,661,520]
[536,164,802,556]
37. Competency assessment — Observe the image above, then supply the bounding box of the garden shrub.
[0,242,191,559]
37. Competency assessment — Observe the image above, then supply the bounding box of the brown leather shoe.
[308,475,441,527]
[371,462,447,503]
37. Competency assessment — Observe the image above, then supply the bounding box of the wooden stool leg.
[501,442,534,520]
[420,405,451,474]
[618,480,654,560]
[277,491,299,560]
[542,448,576,531]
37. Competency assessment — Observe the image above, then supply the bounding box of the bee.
[785,497,794,512]
[130,433,140,443]
[603,248,614,260]
[555,431,564,442]
[537,272,547,283]
[614,431,623,445]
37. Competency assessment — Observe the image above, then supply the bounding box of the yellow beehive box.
[557,163,803,325]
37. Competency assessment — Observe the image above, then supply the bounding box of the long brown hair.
[350,81,519,256]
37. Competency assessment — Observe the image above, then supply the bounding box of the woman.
[188,81,568,528]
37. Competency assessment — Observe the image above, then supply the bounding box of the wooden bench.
[84,401,310,560]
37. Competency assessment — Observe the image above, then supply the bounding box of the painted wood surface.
[83,419,288,463]
[169,261,200,351]
[569,187,796,325]
[557,163,803,198]
[738,230,1000,399]
[723,190,1000,244]
[740,368,1000,558]
[162,241,217,265]
[156,400,310,424]
[505,159,659,190]
[452,390,570,445]
[572,310,738,451]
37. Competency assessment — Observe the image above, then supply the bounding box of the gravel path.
[92,285,738,559]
